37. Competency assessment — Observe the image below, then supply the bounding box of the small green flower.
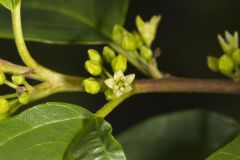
[12,74,25,85]
[218,55,234,75]
[133,31,144,48]
[85,60,102,76]
[0,99,9,114]
[88,49,102,63]
[104,89,116,100]
[103,46,116,63]
[218,31,238,54]
[104,70,135,99]
[112,25,125,44]
[82,77,101,94]
[111,55,127,73]
[19,92,30,105]
[140,46,153,61]
[121,33,137,51]
[207,56,219,72]
[136,15,161,47]
[232,49,240,65]
[0,71,6,85]
[0,113,9,122]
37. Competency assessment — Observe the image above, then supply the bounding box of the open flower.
[104,70,135,99]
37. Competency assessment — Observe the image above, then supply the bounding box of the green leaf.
[207,135,240,160]
[0,0,129,44]
[0,102,125,160]
[117,110,239,160]
[0,0,21,10]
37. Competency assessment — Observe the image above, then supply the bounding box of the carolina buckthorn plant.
[0,0,240,159]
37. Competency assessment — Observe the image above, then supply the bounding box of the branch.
[133,77,240,94]
[0,59,44,81]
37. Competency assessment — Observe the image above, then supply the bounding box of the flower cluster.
[82,47,135,100]
[112,15,161,62]
[207,31,240,80]
[0,70,32,119]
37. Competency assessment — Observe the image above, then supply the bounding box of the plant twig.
[133,77,240,94]
[95,92,133,118]
[11,3,63,82]
[95,77,240,117]
[0,59,44,81]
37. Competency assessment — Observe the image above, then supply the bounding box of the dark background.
[1,0,240,134]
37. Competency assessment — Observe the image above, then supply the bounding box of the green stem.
[0,59,44,81]
[5,80,18,89]
[95,92,133,118]
[0,93,17,99]
[11,4,62,82]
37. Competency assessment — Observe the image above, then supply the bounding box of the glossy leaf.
[207,135,240,160]
[0,102,125,160]
[0,0,129,44]
[117,110,239,160]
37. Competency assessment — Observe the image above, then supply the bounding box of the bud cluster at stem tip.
[112,15,161,63]
[82,47,135,100]
[0,70,32,120]
[207,31,240,80]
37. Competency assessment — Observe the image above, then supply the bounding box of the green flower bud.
[82,77,101,94]
[112,25,124,44]
[207,56,219,72]
[111,55,127,72]
[136,15,161,47]
[133,31,143,48]
[0,113,9,122]
[85,60,102,76]
[218,35,230,54]
[218,31,239,54]
[0,71,6,85]
[12,74,25,85]
[218,55,234,75]
[121,33,136,51]
[0,99,9,114]
[103,46,116,63]
[104,89,116,100]
[232,49,240,65]
[140,46,153,61]
[88,49,102,63]
[19,92,30,105]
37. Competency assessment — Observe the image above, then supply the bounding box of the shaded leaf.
[117,110,239,160]
[0,0,129,44]
[0,102,125,160]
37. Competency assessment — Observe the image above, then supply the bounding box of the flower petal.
[104,78,114,89]
[114,70,124,79]
[126,74,135,84]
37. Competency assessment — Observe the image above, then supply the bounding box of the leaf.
[117,110,239,160]
[0,102,125,160]
[207,135,240,160]
[0,0,129,44]
[0,0,21,10]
